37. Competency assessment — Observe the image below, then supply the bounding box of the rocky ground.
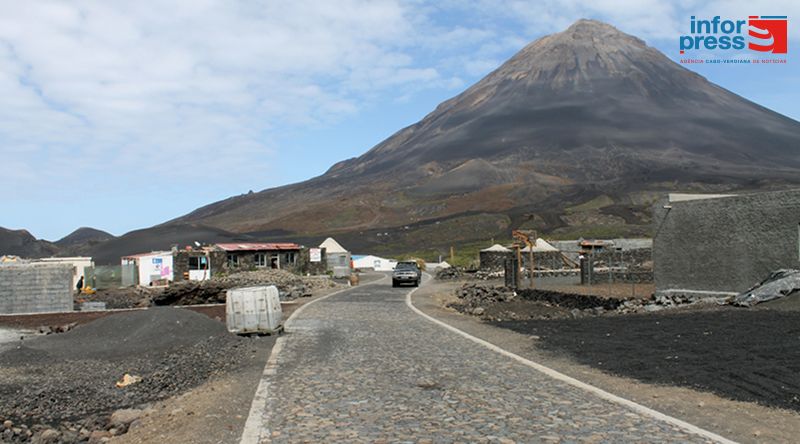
[436,280,800,413]
[447,282,715,322]
[0,308,275,443]
[495,308,800,412]
[76,269,342,309]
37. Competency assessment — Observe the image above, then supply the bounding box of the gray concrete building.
[0,263,73,314]
[653,190,800,297]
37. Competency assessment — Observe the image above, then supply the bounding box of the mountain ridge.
[174,18,800,244]
[10,19,800,262]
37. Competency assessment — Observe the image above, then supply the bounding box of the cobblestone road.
[253,279,716,443]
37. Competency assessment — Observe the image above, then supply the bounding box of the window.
[227,254,239,268]
[286,252,296,264]
[188,256,208,270]
[254,253,267,267]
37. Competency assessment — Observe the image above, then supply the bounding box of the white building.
[121,251,173,286]
[319,237,351,272]
[352,255,397,271]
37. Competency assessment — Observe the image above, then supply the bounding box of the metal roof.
[122,251,172,259]
[215,242,301,252]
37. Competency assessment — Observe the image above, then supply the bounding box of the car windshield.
[396,263,417,270]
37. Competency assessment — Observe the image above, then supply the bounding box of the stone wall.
[0,263,73,314]
[589,270,653,284]
[479,251,510,272]
[588,248,652,268]
[653,189,800,296]
[521,251,566,270]
[484,251,567,272]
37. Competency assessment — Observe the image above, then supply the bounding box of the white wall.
[137,253,173,286]
[353,255,397,271]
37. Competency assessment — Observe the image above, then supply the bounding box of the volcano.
[97,19,800,260]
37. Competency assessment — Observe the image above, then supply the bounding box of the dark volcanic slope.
[56,227,115,247]
[171,19,800,247]
[87,223,257,265]
[0,227,59,258]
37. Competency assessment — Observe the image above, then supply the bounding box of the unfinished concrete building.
[653,190,800,297]
[0,262,73,314]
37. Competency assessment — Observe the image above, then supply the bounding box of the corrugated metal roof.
[215,242,301,252]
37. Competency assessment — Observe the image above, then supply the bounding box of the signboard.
[309,248,321,263]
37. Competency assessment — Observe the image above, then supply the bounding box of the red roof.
[215,242,301,252]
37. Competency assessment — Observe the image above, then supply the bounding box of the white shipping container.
[226,286,283,334]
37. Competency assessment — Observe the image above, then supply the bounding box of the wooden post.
[529,247,534,288]
[450,246,455,263]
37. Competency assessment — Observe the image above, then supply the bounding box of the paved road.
[251,279,714,443]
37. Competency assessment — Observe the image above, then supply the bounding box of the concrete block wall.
[653,189,800,296]
[0,263,73,314]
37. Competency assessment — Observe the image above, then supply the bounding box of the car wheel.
[414,279,420,287]
[392,280,398,287]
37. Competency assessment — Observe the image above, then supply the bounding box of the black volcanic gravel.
[0,307,270,426]
[493,308,800,411]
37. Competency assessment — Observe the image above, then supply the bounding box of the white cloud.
[0,0,436,199]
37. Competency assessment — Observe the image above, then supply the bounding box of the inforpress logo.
[748,16,788,53]
[679,15,788,55]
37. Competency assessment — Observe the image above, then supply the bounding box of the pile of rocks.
[86,286,154,309]
[451,283,516,316]
[152,269,339,305]
[614,292,716,314]
[1,408,145,443]
[473,270,503,280]
[435,267,463,280]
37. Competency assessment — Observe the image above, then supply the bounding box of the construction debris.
[115,374,142,388]
[732,269,800,307]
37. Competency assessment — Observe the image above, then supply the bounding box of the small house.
[319,237,351,272]
[520,238,564,269]
[479,244,512,272]
[215,242,302,271]
[121,251,173,286]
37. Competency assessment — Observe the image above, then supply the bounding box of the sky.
[1,0,798,241]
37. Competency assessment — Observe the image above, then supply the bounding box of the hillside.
[0,227,60,258]
[56,227,115,247]
[115,20,800,257]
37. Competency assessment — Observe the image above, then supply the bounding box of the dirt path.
[412,280,800,444]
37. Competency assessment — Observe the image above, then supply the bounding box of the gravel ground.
[493,307,800,412]
[0,307,270,438]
